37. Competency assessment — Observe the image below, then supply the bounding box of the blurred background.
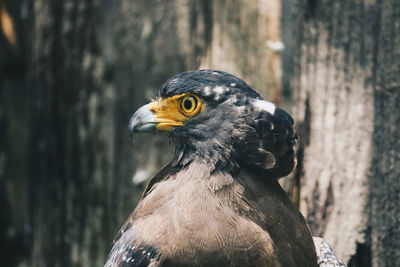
[0,0,399,266]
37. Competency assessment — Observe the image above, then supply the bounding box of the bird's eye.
[180,95,201,116]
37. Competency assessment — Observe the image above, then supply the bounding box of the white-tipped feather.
[252,99,276,115]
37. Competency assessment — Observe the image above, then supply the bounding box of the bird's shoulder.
[234,170,318,267]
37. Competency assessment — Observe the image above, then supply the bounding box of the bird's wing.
[260,107,297,178]
[238,176,318,266]
[313,237,346,267]
[242,106,297,179]
[104,221,161,267]
[104,165,181,267]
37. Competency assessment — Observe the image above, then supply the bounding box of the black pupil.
[184,98,193,110]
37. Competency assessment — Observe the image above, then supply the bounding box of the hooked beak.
[128,104,157,137]
[129,95,195,138]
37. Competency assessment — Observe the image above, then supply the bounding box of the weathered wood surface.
[288,0,400,266]
[200,0,283,104]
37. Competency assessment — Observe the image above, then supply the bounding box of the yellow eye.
[180,95,201,116]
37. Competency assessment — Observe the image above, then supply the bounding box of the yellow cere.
[148,93,204,131]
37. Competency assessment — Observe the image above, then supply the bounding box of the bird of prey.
[105,69,319,267]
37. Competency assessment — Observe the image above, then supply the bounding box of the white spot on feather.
[204,86,212,96]
[214,86,225,95]
[213,86,229,101]
[230,83,236,87]
[252,99,276,114]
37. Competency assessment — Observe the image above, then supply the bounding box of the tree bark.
[28,1,115,266]
[288,0,400,266]
[200,0,283,103]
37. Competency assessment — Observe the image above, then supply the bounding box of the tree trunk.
[200,0,283,103]
[28,1,115,266]
[288,0,400,266]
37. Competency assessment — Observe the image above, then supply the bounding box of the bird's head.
[129,70,297,178]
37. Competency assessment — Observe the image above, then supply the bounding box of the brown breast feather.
[106,162,317,267]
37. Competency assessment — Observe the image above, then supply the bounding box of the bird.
[105,69,319,267]
[313,237,346,267]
